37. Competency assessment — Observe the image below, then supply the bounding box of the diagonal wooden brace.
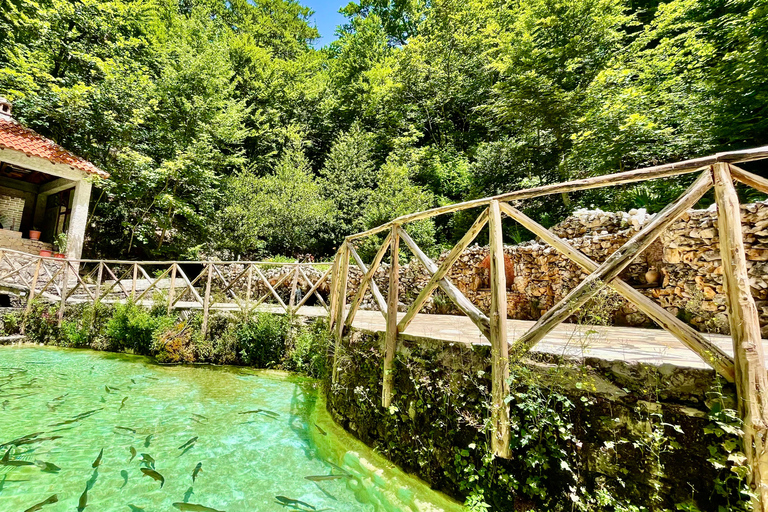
[510,170,714,359]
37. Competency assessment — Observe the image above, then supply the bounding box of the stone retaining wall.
[347,201,768,335]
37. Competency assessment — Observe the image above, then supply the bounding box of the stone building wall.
[347,201,768,335]
[0,193,24,231]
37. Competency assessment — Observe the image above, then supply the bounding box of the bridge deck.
[285,306,768,371]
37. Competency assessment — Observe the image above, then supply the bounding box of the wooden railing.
[329,144,768,501]
[0,251,332,338]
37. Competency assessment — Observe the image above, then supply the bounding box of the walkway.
[302,306,765,371]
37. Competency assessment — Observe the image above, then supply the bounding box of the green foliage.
[105,301,174,355]
[0,311,22,335]
[233,312,290,368]
[283,318,331,379]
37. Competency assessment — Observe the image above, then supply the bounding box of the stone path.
[285,305,768,371]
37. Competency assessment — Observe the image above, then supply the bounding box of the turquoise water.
[0,346,461,512]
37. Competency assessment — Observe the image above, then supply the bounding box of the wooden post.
[167,263,177,314]
[22,257,42,334]
[57,261,69,325]
[245,264,253,314]
[131,263,138,301]
[289,263,300,310]
[488,201,511,458]
[331,245,350,385]
[346,232,392,327]
[329,251,341,330]
[201,264,213,339]
[382,226,400,408]
[714,162,768,510]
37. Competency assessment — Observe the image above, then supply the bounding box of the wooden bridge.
[3,147,768,509]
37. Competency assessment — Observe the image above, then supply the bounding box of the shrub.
[105,301,174,355]
[284,318,331,379]
[23,301,60,344]
[0,311,22,335]
[236,313,289,368]
[152,321,196,363]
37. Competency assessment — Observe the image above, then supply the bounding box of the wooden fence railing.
[328,145,768,508]
[0,251,332,339]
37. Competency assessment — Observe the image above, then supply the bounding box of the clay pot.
[54,253,66,259]
[39,249,53,257]
[29,230,41,241]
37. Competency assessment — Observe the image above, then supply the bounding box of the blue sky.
[302,0,348,47]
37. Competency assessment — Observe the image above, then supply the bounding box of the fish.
[119,397,128,411]
[120,469,129,488]
[129,447,137,462]
[86,468,98,491]
[52,393,68,401]
[49,408,103,427]
[275,496,316,510]
[105,385,111,393]
[22,494,58,512]
[140,467,164,488]
[183,486,195,502]
[1,400,8,410]
[0,450,35,467]
[178,437,198,450]
[131,379,137,384]
[239,409,279,417]
[144,434,152,448]
[92,448,104,468]
[140,453,155,469]
[77,486,88,512]
[15,436,62,447]
[1,431,43,447]
[34,461,61,473]
[115,426,137,434]
[314,424,327,436]
[192,462,202,482]
[172,503,225,512]
[190,417,204,424]
[191,413,208,420]
[127,506,146,512]
[179,444,195,457]
[304,475,350,481]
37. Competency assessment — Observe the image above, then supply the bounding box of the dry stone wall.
[346,201,768,335]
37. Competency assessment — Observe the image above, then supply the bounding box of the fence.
[327,146,768,509]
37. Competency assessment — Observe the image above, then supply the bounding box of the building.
[0,97,108,259]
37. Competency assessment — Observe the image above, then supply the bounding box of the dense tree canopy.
[1,0,767,260]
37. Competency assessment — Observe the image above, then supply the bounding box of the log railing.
[0,252,332,339]
[329,144,768,503]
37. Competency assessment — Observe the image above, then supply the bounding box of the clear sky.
[302,0,348,47]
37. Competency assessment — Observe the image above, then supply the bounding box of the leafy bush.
[283,318,331,379]
[235,313,289,368]
[0,311,22,335]
[105,301,174,355]
[23,301,60,344]
[152,321,196,364]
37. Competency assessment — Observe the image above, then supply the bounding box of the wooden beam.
[397,226,492,340]
[167,263,177,314]
[730,164,768,196]
[332,245,350,385]
[398,208,489,332]
[296,266,332,309]
[488,200,511,458]
[347,243,388,318]
[510,170,713,358]
[201,264,214,339]
[382,227,400,408]
[498,201,736,382]
[713,162,768,511]
[345,231,392,328]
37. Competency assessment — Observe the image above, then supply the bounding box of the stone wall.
[328,330,740,511]
[346,201,768,335]
[0,234,53,256]
[0,193,24,231]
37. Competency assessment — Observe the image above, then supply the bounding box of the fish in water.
[49,408,103,427]
[127,505,146,512]
[34,461,61,473]
[86,468,99,491]
[275,496,316,510]
[178,437,198,450]
[0,449,34,467]
[52,393,68,401]
[190,417,204,424]
[22,494,58,512]
[191,413,208,420]
[104,385,111,393]
[172,503,225,512]
[92,448,104,468]
[314,424,327,436]
[140,467,165,488]
[183,486,195,502]
[119,397,128,411]
[239,409,279,417]
[1,431,43,447]
[15,435,62,447]
[304,475,349,482]
[77,486,88,512]
[140,453,155,469]
[120,470,129,488]
[129,447,137,462]
[144,434,152,448]
[115,426,137,434]
[2,400,8,410]
[192,462,202,482]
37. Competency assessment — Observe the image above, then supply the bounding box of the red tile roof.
[0,118,109,178]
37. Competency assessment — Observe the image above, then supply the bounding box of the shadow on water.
[288,380,319,460]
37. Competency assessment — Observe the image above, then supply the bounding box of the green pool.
[0,345,461,512]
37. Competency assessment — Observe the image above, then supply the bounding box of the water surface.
[0,345,460,512]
